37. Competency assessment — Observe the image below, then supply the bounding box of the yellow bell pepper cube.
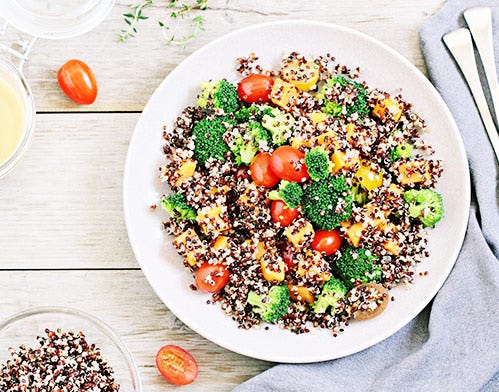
[281,60,320,92]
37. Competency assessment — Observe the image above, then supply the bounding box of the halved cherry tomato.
[156,345,198,386]
[279,241,296,271]
[250,152,280,188]
[195,262,230,293]
[270,146,309,182]
[237,74,274,103]
[57,59,98,105]
[311,229,342,256]
[271,199,299,227]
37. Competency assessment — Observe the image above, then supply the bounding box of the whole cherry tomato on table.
[270,146,309,182]
[311,229,343,256]
[57,59,98,105]
[156,345,198,386]
[250,152,280,188]
[270,199,299,227]
[195,262,230,293]
[237,74,274,103]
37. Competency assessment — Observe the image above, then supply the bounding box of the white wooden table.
[0,1,446,390]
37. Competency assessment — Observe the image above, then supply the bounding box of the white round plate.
[123,21,470,363]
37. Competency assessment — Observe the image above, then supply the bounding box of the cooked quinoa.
[159,52,443,335]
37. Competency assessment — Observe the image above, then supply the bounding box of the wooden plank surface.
[0,270,272,391]
[0,113,138,269]
[3,0,445,113]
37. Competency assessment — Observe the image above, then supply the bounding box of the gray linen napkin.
[234,1,499,391]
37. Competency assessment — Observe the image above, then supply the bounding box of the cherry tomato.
[57,59,98,105]
[237,74,274,103]
[235,164,251,180]
[311,229,342,256]
[156,345,198,386]
[250,152,280,188]
[279,241,296,271]
[271,199,299,227]
[270,146,309,182]
[195,263,230,293]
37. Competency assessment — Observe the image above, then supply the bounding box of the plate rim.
[123,19,471,363]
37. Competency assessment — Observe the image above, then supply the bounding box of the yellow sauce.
[0,76,25,165]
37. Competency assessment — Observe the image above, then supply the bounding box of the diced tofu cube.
[291,136,312,149]
[196,205,231,236]
[172,228,206,267]
[397,161,431,185]
[316,131,341,152]
[260,255,285,282]
[288,284,315,304]
[346,222,365,247]
[297,250,331,282]
[345,123,356,143]
[270,78,299,111]
[372,98,403,121]
[285,218,315,248]
[309,111,328,124]
[331,150,359,174]
[174,159,196,186]
[253,241,267,260]
[212,235,230,251]
[383,239,400,255]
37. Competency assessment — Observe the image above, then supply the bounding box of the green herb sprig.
[120,0,154,43]
[120,0,209,47]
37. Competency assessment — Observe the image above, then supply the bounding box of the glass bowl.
[0,58,35,179]
[0,0,116,39]
[0,306,142,391]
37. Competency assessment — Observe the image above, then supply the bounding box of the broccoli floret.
[390,143,414,161]
[229,121,271,165]
[317,76,369,119]
[197,79,239,113]
[262,107,294,146]
[335,246,382,289]
[403,189,444,227]
[192,117,232,166]
[247,285,290,323]
[322,101,343,116]
[312,276,347,314]
[304,146,333,181]
[268,180,303,208]
[301,175,353,230]
[351,183,368,205]
[235,105,273,123]
[160,193,197,221]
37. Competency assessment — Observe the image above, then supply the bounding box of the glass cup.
[0,0,116,178]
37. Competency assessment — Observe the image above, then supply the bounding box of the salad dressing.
[0,76,25,165]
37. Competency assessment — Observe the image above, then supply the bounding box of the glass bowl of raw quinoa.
[123,21,469,363]
[0,307,142,391]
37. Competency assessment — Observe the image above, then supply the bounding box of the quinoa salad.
[158,52,444,335]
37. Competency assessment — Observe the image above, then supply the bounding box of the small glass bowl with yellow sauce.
[0,0,115,178]
[0,58,34,178]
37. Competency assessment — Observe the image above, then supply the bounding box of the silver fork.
[464,7,499,126]
[443,16,499,163]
